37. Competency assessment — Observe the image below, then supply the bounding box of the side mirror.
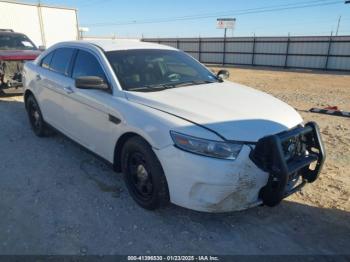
[38,45,46,51]
[217,69,230,81]
[75,76,109,90]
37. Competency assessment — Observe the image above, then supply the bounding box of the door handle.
[36,74,41,81]
[64,86,74,94]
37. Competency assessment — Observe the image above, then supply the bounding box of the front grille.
[281,135,307,163]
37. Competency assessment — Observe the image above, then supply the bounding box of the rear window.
[50,48,75,76]
[0,34,37,50]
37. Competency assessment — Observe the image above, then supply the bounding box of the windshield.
[106,49,219,91]
[0,34,37,50]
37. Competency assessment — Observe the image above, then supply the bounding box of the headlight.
[170,131,243,160]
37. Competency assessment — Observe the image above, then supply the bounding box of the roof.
[0,31,26,36]
[82,39,177,52]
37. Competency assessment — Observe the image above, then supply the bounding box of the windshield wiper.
[172,80,217,87]
[127,80,217,92]
[127,84,171,92]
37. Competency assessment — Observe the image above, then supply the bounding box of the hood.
[126,81,303,142]
[0,50,41,61]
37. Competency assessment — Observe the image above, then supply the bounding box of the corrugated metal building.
[0,0,79,47]
[144,36,350,71]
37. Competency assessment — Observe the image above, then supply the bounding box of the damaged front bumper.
[156,144,269,212]
[0,60,25,91]
[155,122,325,213]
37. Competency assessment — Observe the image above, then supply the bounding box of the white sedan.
[23,40,325,212]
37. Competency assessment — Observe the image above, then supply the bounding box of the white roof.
[81,39,177,52]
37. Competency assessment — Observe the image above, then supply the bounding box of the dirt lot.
[0,67,349,255]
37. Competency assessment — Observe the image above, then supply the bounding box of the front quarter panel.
[108,96,222,152]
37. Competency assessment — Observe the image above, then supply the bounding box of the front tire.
[25,95,51,137]
[121,136,170,210]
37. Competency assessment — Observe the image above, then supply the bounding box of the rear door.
[35,47,75,130]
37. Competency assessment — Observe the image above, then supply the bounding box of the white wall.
[40,6,78,47]
[0,1,42,46]
[0,1,78,47]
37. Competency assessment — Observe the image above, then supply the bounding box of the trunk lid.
[0,50,41,61]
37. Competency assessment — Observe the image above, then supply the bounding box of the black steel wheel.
[121,136,170,210]
[127,152,154,201]
[25,95,50,137]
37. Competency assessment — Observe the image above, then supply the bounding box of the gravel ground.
[0,67,349,255]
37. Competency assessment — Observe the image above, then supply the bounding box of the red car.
[0,29,41,94]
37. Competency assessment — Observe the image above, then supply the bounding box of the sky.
[20,0,350,38]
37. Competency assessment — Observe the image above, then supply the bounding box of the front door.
[61,49,122,162]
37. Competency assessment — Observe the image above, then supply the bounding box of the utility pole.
[223,27,227,65]
[336,0,350,36]
[336,15,342,36]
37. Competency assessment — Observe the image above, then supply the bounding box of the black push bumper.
[250,122,326,206]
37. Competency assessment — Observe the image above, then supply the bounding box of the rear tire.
[25,95,52,137]
[121,136,170,210]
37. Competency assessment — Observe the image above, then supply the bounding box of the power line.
[84,0,331,26]
[83,0,324,17]
[83,0,343,27]
[239,16,350,34]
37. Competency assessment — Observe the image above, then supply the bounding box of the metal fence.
[143,35,350,71]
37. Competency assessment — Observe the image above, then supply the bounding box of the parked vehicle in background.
[0,29,41,94]
[0,1,79,48]
[23,40,325,212]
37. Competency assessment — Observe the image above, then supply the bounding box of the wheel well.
[113,132,144,172]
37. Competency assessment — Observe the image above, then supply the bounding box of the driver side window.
[72,50,107,81]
